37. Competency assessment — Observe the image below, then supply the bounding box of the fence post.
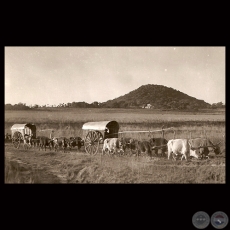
[173,129,176,139]
[138,132,141,141]
[148,131,151,139]
[202,128,207,139]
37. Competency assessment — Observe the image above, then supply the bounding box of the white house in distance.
[142,103,153,109]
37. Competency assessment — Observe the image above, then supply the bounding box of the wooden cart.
[82,121,119,155]
[11,123,36,149]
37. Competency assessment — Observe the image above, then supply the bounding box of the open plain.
[4,108,226,184]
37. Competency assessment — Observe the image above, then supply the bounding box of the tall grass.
[5,109,225,142]
[5,108,225,125]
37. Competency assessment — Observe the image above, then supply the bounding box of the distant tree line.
[5,101,102,110]
[5,101,225,110]
[5,103,31,110]
[210,102,225,109]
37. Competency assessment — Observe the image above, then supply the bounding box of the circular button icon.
[211,211,229,229]
[192,211,210,229]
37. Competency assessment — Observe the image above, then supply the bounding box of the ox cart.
[11,123,36,149]
[82,121,119,155]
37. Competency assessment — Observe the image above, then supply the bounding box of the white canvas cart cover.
[82,121,119,131]
[11,123,36,137]
[11,124,29,130]
[82,121,119,139]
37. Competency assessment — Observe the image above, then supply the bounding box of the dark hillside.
[100,84,211,110]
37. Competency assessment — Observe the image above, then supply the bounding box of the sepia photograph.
[4,46,225,184]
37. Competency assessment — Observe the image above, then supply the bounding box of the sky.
[5,46,225,106]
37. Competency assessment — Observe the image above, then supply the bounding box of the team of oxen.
[37,136,84,152]
[5,132,224,160]
[5,133,84,153]
[31,136,84,152]
[101,135,223,160]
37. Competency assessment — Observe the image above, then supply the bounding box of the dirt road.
[5,142,94,183]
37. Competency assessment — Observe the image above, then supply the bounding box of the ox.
[188,137,222,159]
[52,138,60,152]
[102,138,125,156]
[53,137,70,153]
[134,140,152,157]
[31,137,40,148]
[69,136,84,150]
[23,134,33,149]
[149,138,168,157]
[120,138,137,155]
[120,137,128,151]
[5,133,11,142]
[38,136,53,151]
[167,138,200,161]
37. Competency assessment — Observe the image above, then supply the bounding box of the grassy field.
[4,108,225,125]
[4,143,225,184]
[4,108,225,141]
[4,108,226,184]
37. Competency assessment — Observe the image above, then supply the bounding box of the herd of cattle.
[5,132,224,160]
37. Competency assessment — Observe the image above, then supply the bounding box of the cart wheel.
[12,132,23,149]
[95,131,104,144]
[84,131,100,155]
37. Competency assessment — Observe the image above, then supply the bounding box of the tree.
[91,101,99,107]
[5,104,13,110]
[216,102,224,108]
[211,103,217,109]
[32,104,39,109]
[117,101,128,108]
[112,102,120,108]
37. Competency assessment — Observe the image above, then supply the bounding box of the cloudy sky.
[5,46,225,106]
